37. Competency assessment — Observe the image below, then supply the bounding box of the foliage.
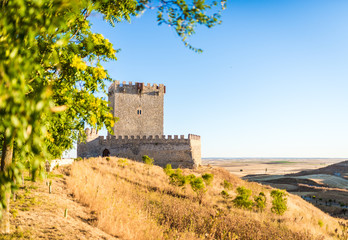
[117,158,128,168]
[222,179,233,190]
[163,164,173,175]
[189,176,206,203]
[232,186,253,210]
[155,0,226,52]
[202,173,214,186]
[168,168,188,187]
[221,190,229,199]
[189,176,205,193]
[254,192,266,212]
[0,0,82,220]
[164,166,208,200]
[318,219,324,228]
[271,190,288,215]
[142,155,154,166]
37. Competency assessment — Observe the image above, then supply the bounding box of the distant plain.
[202,158,346,177]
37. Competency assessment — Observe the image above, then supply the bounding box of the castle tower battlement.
[84,128,99,141]
[108,81,166,96]
[108,81,165,136]
[77,80,201,169]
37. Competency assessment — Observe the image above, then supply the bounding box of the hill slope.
[66,157,347,239]
[2,157,347,239]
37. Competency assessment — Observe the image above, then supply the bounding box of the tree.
[254,192,266,212]
[0,0,226,233]
[202,173,214,186]
[232,186,253,210]
[271,189,288,215]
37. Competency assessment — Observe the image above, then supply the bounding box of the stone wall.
[108,81,165,136]
[77,133,201,168]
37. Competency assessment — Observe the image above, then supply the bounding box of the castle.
[77,81,201,168]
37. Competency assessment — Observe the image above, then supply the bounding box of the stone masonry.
[77,81,201,168]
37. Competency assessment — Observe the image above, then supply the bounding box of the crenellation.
[77,80,201,168]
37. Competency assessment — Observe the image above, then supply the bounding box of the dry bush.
[66,157,343,240]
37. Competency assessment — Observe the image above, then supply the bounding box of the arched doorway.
[102,149,110,157]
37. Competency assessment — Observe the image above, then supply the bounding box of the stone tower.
[77,80,201,168]
[108,81,165,136]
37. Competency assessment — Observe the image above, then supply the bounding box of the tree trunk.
[0,135,13,234]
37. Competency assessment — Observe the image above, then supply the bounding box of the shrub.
[190,177,205,193]
[232,186,253,210]
[221,190,230,199]
[185,174,196,182]
[169,168,187,187]
[142,155,154,165]
[163,164,173,175]
[117,158,128,168]
[189,176,206,204]
[202,173,214,186]
[271,190,288,215]
[222,180,233,190]
[106,157,110,161]
[318,219,324,228]
[74,157,83,162]
[254,192,266,212]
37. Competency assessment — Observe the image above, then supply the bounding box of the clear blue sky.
[85,0,348,158]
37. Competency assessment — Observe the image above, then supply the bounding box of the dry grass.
[66,157,347,240]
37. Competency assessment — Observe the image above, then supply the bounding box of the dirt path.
[1,170,118,240]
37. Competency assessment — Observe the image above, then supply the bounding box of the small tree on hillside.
[164,164,173,175]
[202,173,214,186]
[169,168,187,187]
[271,190,288,215]
[142,155,154,166]
[222,180,233,190]
[254,192,267,212]
[189,176,206,204]
[232,186,253,210]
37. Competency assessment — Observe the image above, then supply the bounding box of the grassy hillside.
[66,157,348,240]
